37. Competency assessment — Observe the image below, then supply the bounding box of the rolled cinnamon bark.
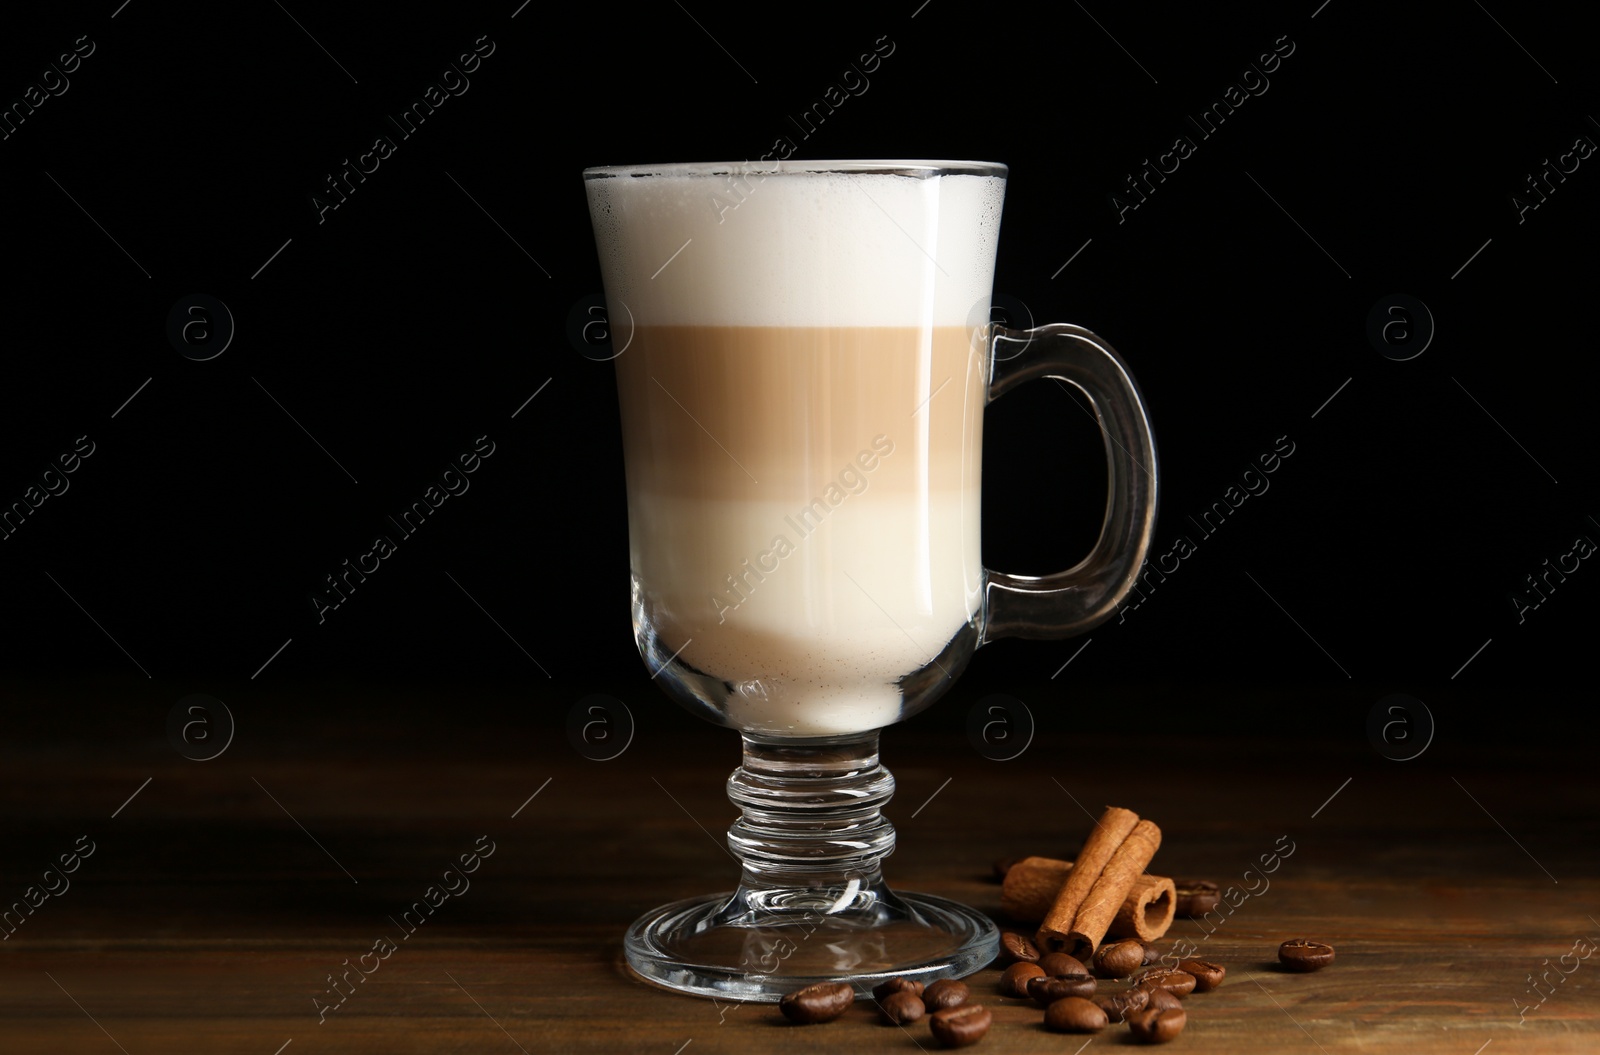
[1002,856,1174,942]
[1065,818,1162,958]
[1111,872,1175,943]
[1000,856,1073,920]
[1035,806,1140,954]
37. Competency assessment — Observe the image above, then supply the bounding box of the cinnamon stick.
[1111,872,1175,943]
[1001,856,1074,920]
[1002,856,1174,942]
[1035,806,1140,954]
[1065,818,1162,958]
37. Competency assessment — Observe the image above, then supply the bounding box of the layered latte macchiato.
[593,160,1158,1003]
[587,167,1005,734]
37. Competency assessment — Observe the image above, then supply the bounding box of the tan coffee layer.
[615,325,987,734]
[615,325,984,501]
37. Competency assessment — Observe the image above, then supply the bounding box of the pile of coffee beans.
[776,917,1338,1046]
[990,923,1339,1044]
[1001,937,1211,1045]
[776,974,993,1046]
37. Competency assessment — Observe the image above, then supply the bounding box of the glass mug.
[583,160,1158,1001]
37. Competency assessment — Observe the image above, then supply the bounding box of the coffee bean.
[1144,987,1183,1011]
[1173,879,1220,917]
[1038,952,1088,977]
[999,931,1041,965]
[929,1004,992,1047]
[879,990,925,1025]
[873,977,924,1001]
[1178,958,1225,992]
[1132,968,1195,997]
[1027,973,1096,1004]
[1142,944,1162,966]
[1044,995,1108,1033]
[1001,962,1046,998]
[1094,939,1145,978]
[1091,985,1150,1023]
[1129,1006,1187,1043]
[1279,939,1336,972]
[923,978,970,1011]
[993,856,1020,880]
[778,981,854,1023]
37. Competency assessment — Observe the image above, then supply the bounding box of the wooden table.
[2,680,1595,1053]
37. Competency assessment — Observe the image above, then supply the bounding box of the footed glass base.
[624,889,998,1002]
[622,732,998,1002]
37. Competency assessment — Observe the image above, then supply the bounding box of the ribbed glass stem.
[714,734,903,924]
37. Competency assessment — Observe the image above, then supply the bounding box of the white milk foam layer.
[587,167,1004,327]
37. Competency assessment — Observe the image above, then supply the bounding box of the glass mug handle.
[980,323,1160,642]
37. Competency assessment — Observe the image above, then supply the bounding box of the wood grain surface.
[1,680,1596,1053]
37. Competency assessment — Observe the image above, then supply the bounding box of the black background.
[1,1,1596,750]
